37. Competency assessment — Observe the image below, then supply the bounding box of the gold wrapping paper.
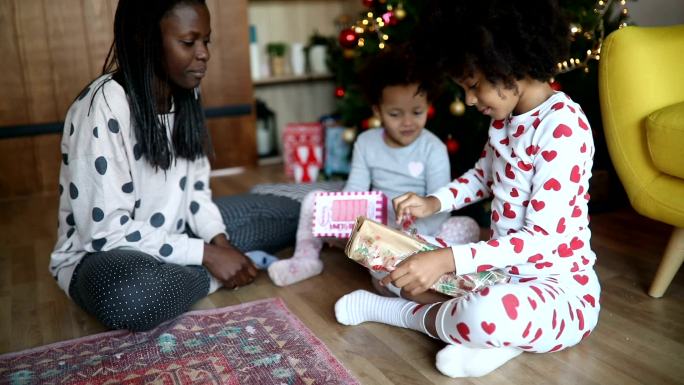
[345,217,509,298]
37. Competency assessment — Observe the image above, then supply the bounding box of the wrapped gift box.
[345,217,509,298]
[282,122,324,179]
[312,191,387,238]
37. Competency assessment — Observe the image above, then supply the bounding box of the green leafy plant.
[266,42,287,57]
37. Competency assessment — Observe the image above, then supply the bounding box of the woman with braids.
[49,0,259,331]
[335,0,601,377]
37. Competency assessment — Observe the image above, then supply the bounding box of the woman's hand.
[392,193,441,226]
[203,236,257,288]
[380,248,455,296]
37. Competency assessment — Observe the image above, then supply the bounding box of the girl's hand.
[392,192,441,226]
[380,248,456,296]
[203,239,257,288]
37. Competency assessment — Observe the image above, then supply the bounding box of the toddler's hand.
[392,192,441,226]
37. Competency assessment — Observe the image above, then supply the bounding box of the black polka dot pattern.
[70,123,74,136]
[122,181,134,193]
[180,177,187,191]
[59,184,63,196]
[69,183,79,199]
[150,213,165,228]
[194,181,204,190]
[92,238,107,251]
[125,231,141,242]
[66,213,75,226]
[92,208,104,222]
[93,126,99,138]
[190,201,199,214]
[159,244,173,257]
[176,219,184,230]
[120,215,129,225]
[68,250,210,331]
[108,118,120,133]
[77,86,90,101]
[95,157,107,175]
[135,199,141,209]
[67,228,75,238]
[62,153,69,166]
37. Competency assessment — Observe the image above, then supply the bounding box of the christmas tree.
[324,0,632,221]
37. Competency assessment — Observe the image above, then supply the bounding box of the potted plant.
[266,42,287,77]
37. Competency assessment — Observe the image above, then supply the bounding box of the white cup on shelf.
[291,42,306,76]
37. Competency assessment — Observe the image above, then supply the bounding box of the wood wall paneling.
[0,0,255,198]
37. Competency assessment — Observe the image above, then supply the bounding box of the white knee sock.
[334,290,437,337]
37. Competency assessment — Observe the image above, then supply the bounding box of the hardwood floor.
[1,164,682,385]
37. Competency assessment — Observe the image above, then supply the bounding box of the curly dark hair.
[359,45,440,105]
[413,0,570,88]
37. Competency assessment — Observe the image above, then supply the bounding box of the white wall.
[628,0,684,27]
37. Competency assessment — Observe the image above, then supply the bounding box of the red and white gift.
[282,122,324,182]
[312,191,388,238]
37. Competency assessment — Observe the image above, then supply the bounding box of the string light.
[348,1,405,50]
[556,0,632,74]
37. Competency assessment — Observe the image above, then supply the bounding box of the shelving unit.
[253,73,334,87]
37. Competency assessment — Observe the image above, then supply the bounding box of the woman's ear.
[372,105,381,117]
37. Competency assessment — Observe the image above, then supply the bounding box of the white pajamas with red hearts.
[427,91,601,353]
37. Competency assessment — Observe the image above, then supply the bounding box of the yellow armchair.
[599,25,684,297]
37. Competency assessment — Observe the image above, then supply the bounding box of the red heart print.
[505,163,515,179]
[457,322,471,342]
[494,149,501,158]
[487,239,500,247]
[476,190,484,197]
[556,217,566,233]
[436,237,449,247]
[572,206,582,217]
[531,199,545,211]
[578,117,589,130]
[568,105,576,113]
[541,150,557,162]
[519,277,537,283]
[526,145,540,155]
[496,172,502,182]
[533,117,541,128]
[458,177,469,183]
[578,185,585,195]
[492,210,500,222]
[501,294,520,320]
[581,256,590,265]
[528,254,543,263]
[580,143,587,153]
[493,119,505,129]
[518,160,533,171]
[465,197,471,203]
[528,297,537,310]
[476,168,484,177]
[569,195,577,206]
[551,102,565,110]
[553,124,573,138]
[513,125,526,137]
[533,225,549,235]
[480,287,489,296]
[511,148,517,158]
[570,165,581,183]
[576,309,585,330]
[522,321,532,338]
[450,188,459,197]
[543,178,562,191]
[509,266,520,275]
[535,261,553,269]
[571,262,580,272]
[500,137,510,145]
[510,237,524,253]
[583,294,596,307]
[570,236,584,250]
[522,200,530,207]
[558,243,574,257]
[503,202,516,218]
[481,321,496,335]
[573,274,589,285]
[470,247,477,258]
[480,150,487,158]
[510,188,519,197]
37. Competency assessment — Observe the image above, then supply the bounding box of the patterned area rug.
[0,298,359,385]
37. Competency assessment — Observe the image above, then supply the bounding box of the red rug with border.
[0,298,359,385]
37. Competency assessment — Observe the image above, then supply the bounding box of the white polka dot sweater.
[50,75,226,295]
[431,92,596,280]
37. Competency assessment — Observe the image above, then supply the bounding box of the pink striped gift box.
[312,191,387,238]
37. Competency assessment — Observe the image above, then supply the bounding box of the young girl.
[49,0,259,332]
[268,48,480,287]
[335,0,601,378]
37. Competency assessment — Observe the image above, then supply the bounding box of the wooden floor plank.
[0,164,682,385]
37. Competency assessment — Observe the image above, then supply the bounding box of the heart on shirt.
[407,161,424,177]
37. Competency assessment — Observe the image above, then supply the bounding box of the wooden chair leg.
[648,227,684,298]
